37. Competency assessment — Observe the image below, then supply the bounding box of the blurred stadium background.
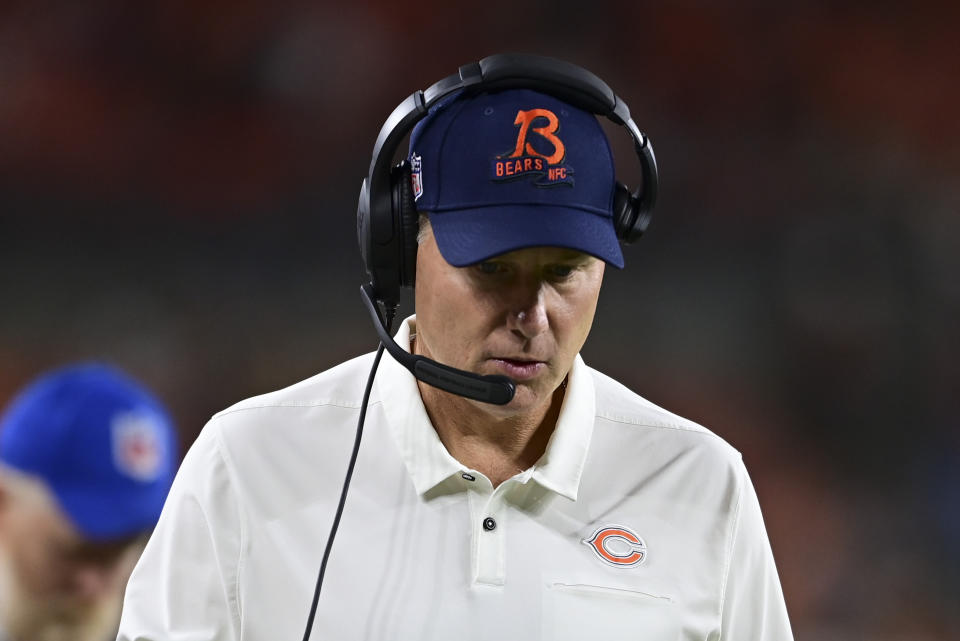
[1,1,957,638]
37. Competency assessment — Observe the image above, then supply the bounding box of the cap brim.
[50,477,169,541]
[429,205,624,268]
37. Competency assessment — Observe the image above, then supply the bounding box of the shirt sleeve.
[719,461,794,641]
[118,420,243,641]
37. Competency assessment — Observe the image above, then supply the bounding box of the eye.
[475,261,502,275]
[547,264,575,279]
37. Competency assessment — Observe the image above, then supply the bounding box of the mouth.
[488,357,547,380]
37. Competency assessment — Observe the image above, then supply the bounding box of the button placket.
[469,488,506,585]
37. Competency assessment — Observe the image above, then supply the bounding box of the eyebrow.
[551,252,594,263]
[62,535,144,561]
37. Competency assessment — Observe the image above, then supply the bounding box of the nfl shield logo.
[410,153,423,201]
[112,411,164,482]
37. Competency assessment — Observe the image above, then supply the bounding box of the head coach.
[118,54,792,641]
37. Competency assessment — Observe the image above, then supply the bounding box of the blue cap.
[408,88,624,268]
[0,363,177,541]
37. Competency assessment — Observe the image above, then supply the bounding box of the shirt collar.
[376,315,596,501]
[530,352,595,501]
[376,316,464,495]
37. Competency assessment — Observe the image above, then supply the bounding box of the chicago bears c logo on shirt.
[582,525,647,568]
[492,108,574,187]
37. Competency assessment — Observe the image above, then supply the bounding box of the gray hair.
[416,212,432,245]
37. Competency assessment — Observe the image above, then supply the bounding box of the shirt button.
[461,473,476,482]
[482,517,497,531]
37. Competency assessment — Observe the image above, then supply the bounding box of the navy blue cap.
[0,363,177,540]
[409,88,624,268]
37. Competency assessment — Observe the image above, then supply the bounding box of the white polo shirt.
[119,317,792,641]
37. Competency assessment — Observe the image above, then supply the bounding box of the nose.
[506,284,548,339]
[72,564,115,602]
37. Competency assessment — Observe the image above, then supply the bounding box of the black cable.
[301,307,395,641]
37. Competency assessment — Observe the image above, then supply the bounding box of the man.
[119,64,793,640]
[0,363,177,641]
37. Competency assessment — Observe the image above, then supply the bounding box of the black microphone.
[360,284,516,405]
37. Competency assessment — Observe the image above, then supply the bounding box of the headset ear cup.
[391,161,420,289]
[612,180,652,245]
[612,181,637,242]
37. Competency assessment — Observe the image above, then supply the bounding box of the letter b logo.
[506,109,565,165]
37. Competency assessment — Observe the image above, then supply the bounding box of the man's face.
[0,474,144,641]
[414,228,605,416]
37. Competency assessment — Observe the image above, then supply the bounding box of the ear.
[0,469,21,526]
[0,475,10,530]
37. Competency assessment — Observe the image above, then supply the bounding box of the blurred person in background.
[0,363,177,641]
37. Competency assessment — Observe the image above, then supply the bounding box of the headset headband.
[358,53,658,305]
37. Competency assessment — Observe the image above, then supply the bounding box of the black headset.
[357,53,659,309]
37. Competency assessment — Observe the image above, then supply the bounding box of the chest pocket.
[541,582,681,641]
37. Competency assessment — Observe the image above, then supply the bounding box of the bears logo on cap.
[492,108,574,187]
